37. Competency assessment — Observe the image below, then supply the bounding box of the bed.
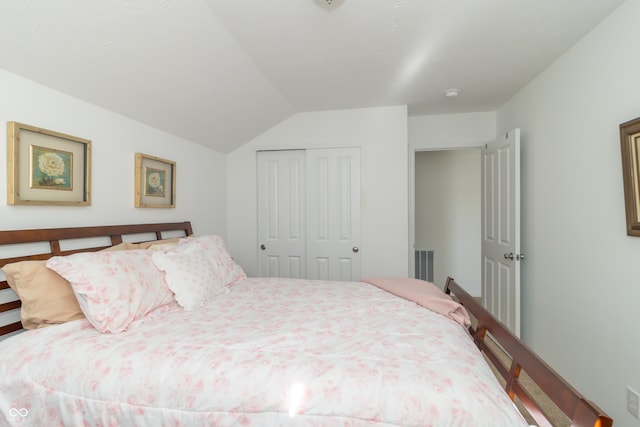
[0,221,612,427]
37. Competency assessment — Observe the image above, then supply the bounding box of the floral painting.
[134,152,175,208]
[30,145,73,190]
[144,167,166,197]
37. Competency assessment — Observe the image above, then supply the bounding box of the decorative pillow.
[2,261,84,329]
[151,242,227,310]
[46,250,175,333]
[186,235,246,286]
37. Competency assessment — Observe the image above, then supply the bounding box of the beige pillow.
[2,261,84,329]
[100,242,141,252]
[137,237,184,250]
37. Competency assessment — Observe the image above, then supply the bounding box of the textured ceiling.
[0,0,625,153]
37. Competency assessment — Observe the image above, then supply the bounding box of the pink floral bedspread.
[0,278,527,426]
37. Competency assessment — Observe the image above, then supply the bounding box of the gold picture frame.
[7,122,91,206]
[620,116,640,236]
[134,153,176,208]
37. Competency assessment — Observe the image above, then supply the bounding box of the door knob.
[260,244,266,250]
[352,247,359,253]
[504,252,514,260]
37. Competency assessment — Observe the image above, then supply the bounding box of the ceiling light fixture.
[444,88,460,98]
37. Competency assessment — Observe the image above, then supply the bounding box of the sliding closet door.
[257,150,306,278]
[257,148,361,281]
[306,148,361,281]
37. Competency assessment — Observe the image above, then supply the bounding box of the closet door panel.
[257,150,306,278]
[307,148,361,281]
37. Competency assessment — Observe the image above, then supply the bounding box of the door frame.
[408,145,483,293]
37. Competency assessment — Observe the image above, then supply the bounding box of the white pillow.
[151,242,227,310]
[185,235,246,287]
[46,250,175,333]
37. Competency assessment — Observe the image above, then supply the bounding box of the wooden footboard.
[0,221,193,337]
[444,277,612,427]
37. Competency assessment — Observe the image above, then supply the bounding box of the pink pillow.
[46,250,175,333]
[151,243,227,310]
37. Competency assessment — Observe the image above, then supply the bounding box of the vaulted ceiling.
[0,0,625,153]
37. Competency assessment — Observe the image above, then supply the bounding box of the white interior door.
[306,148,361,281]
[257,150,306,278]
[257,148,361,281]
[481,129,521,336]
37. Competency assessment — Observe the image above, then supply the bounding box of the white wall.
[415,149,481,294]
[409,112,497,149]
[0,69,226,237]
[497,1,638,424]
[227,105,409,278]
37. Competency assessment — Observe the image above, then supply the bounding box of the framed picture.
[620,116,640,236]
[134,153,176,208]
[7,122,91,206]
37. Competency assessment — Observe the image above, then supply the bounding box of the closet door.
[306,148,361,281]
[257,148,361,281]
[257,150,306,278]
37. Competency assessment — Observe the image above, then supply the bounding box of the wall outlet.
[628,387,640,420]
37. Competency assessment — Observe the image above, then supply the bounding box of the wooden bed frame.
[0,222,612,426]
[0,221,193,336]
[445,277,613,427]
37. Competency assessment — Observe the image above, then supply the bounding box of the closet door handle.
[352,247,359,253]
[260,244,266,250]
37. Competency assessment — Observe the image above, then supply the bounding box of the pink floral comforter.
[0,278,527,427]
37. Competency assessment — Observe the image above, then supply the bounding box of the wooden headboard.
[0,221,193,337]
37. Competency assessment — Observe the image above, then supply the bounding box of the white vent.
[414,249,434,282]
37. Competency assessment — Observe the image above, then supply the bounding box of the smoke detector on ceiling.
[444,89,460,98]
[315,0,342,9]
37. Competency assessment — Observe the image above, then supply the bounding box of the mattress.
[0,278,528,426]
